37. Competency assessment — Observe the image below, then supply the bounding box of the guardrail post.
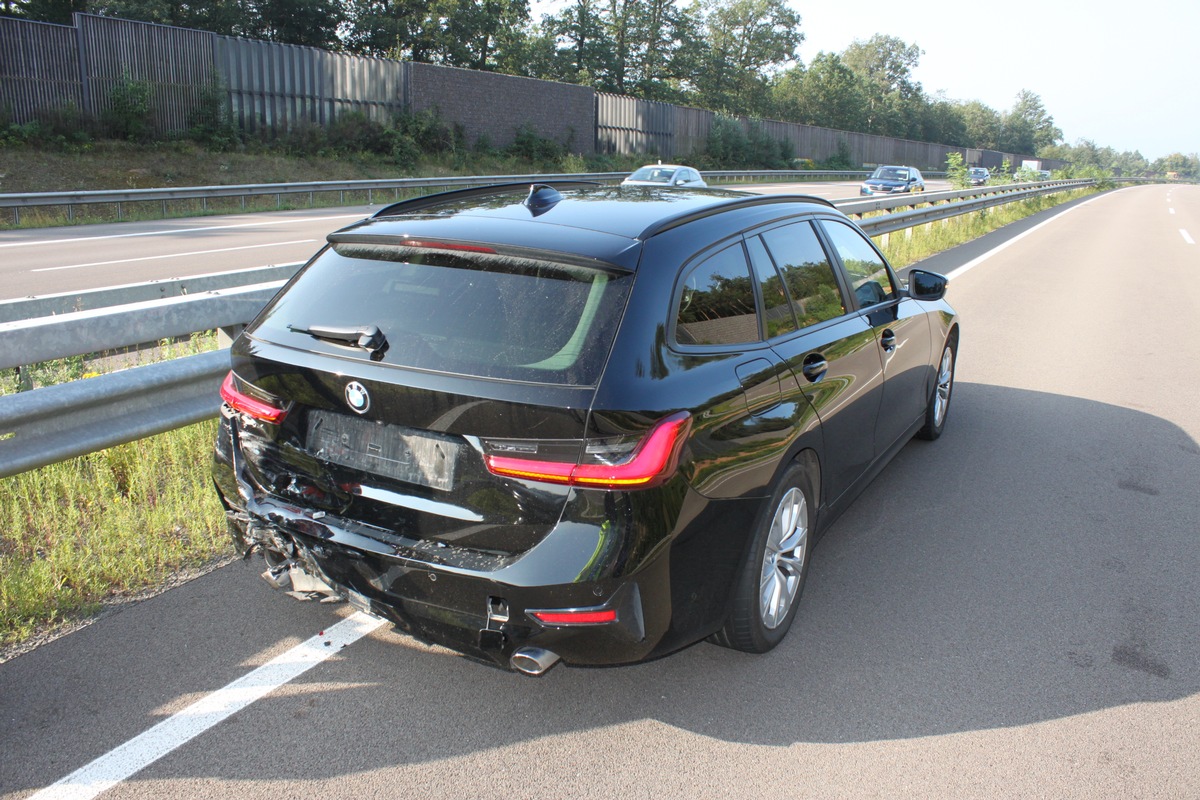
[217,324,245,348]
[13,365,33,392]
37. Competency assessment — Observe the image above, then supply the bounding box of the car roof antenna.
[524,184,564,216]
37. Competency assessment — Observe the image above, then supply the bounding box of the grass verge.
[1,333,233,657]
[875,188,1098,268]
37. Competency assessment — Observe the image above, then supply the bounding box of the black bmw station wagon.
[213,182,958,674]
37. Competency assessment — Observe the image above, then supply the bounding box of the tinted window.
[676,243,760,346]
[251,245,631,386]
[820,220,896,307]
[759,222,846,328]
[746,237,798,338]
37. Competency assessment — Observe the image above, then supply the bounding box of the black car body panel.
[213,184,958,672]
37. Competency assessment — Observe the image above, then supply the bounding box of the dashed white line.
[0,213,365,249]
[1182,229,1195,245]
[29,611,387,800]
[31,240,317,272]
[1169,208,1176,215]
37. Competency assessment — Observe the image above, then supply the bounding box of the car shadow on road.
[3,381,1198,789]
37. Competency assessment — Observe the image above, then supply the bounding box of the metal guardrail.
[0,177,1097,478]
[0,169,956,223]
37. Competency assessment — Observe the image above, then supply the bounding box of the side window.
[746,237,798,338]
[676,243,760,346]
[821,219,896,308]
[758,222,846,329]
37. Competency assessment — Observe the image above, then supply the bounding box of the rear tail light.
[220,372,289,424]
[483,411,691,490]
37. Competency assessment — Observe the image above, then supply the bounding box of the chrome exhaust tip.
[509,647,561,676]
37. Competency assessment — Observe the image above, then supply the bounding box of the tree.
[919,94,968,147]
[250,0,346,49]
[841,34,923,137]
[537,0,614,85]
[772,52,866,132]
[14,0,88,23]
[690,0,803,116]
[999,89,1061,155]
[957,100,1002,150]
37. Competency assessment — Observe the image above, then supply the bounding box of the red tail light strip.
[401,239,496,254]
[529,608,618,625]
[484,411,691,490]
[220,372,289,424]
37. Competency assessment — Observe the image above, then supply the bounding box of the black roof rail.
[638,194,836,239]
[371,180,602,218]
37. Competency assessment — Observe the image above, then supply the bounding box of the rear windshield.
[250,244,632,386]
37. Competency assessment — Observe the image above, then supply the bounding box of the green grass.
[1,333,232,652]
[0,420,230,649]
[874,187,1098,269]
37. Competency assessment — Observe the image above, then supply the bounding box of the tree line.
[5,0,1195,176]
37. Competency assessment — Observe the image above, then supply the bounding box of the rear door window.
[758,221,846,329]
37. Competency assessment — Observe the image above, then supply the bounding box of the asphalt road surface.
[1,184,1198,798]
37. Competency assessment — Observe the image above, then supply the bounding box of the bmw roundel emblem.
[345,381,370,414]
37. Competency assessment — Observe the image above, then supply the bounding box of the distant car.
[1037,170,1053,181]
[860,166,925,195]
[968,167,990,186]
[213,182,958,674]
[622,164,707,188]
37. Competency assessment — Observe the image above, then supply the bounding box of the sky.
[791,0,1198,160]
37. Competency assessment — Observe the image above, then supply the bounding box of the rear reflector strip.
[529,608,618,625]
[484,411,691,490]
[220,372,289,424]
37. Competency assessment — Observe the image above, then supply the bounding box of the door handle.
[880,330,897,352]
[801,355,827,383]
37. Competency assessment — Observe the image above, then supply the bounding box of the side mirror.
[908,269,947,301]
[675,179,687,186]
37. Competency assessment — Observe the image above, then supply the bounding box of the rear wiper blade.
[288,324,387,354]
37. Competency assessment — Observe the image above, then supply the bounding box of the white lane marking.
[1169,208,1175,215]
[0,213,365,249]
[30,612,387,800]
[31,240,317,272]
[1182,229,1195,245]
[945,194,1108,281]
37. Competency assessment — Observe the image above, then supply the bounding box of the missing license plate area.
[307,410,460,491]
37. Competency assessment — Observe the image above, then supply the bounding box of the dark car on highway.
[213,182,959,674]
[968,167,990,186]
[860,165,926,195]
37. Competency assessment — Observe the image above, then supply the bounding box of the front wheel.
[917,338,956,440]
[711,463,815,653]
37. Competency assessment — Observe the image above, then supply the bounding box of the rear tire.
[712,463,814,653]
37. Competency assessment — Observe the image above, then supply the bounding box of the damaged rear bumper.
[213,417,671,672]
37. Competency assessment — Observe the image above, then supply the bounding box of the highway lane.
[0,206,373,301]
[2,184,1198,797]
[0,182,876,302]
